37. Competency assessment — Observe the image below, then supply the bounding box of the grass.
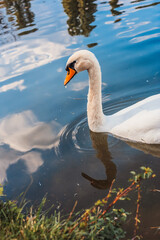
[0,167,155,240]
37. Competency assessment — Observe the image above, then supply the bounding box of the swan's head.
[64,50,97,86]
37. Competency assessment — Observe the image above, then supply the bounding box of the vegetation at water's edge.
[0,167,156,240]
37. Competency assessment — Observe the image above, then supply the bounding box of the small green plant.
[130,166,155,182]
[0,184,5,197]
[0,166,155,240]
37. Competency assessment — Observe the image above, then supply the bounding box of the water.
[0,0,160,238]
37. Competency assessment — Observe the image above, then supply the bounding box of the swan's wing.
[106,94,160,144]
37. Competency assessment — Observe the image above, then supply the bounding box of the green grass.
[0,167,154,240]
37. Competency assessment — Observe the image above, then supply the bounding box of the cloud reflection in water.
[0,110,62,184]
[0,80,26,93]
[0,33,75,83]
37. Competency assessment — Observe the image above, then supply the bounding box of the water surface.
[0,0,160,238]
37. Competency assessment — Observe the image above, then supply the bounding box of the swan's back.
[105,94,160,144]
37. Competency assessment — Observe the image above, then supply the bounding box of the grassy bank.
[0,167,154,240]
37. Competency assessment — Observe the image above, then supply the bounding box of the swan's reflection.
[82,131,117,189]
[126,141,160,159]
[82,131,160,190]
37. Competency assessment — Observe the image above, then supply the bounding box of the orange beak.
[64,68,77,86]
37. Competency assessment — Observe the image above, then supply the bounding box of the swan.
[64,50,160,144]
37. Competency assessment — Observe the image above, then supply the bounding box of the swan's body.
[64,50,160,144]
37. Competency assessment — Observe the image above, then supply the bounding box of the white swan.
[64,50,160,144]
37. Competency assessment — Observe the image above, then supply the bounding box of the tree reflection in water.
[5,0,35,29]
[62,0,97,37]
[62,0,126,37]
[0,0,37,44]
[109,0,124,16]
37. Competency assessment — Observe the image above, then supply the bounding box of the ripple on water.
[56,96,139,158]
[56,114,95,157]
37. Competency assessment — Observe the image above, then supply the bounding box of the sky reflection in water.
[0,0,160,238]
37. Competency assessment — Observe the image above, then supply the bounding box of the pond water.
[0,0,160,238]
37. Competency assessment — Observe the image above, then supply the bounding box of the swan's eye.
[65,61,76,71]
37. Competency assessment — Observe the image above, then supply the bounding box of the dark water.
[0,0,160,238]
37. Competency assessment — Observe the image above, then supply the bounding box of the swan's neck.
[87,59,104,132]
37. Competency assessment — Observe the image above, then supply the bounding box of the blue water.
[0,0,160,238]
